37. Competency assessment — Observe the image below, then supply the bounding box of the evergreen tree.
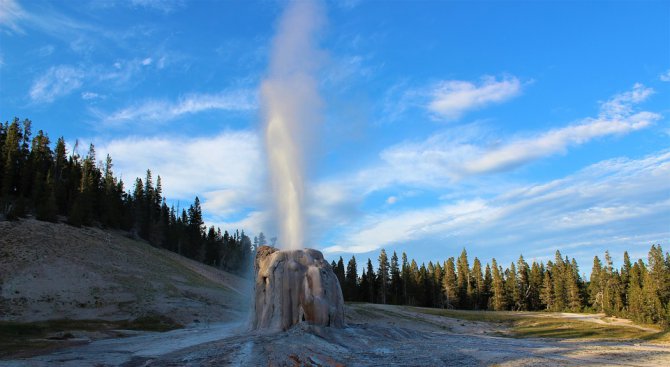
[490,258,506,311]
[483,263,492,310]
[540,270,553,311]
[471,257,484,309]
[506,262,520,311]
[401,252,410,304]
[390,251,401,304]
[456,249,471,308]
[366,258,376,303]
[621,251,632,309]
[517,255,530,310]
[345,256,358,301]
[528,262,544,311]
[336,256,346,290]
[566,258,583,312]
[443,257,458,309]
[589,256,604,312]
[552,251,567,311]
[377,249,390,304]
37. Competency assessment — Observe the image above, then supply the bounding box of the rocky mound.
[252,246,344,330]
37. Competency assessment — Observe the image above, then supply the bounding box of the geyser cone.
[252,246,345,331]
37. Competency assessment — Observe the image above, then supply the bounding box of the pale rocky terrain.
[5,303,670,366]
[2,219,670,366]
[0,219,250,325]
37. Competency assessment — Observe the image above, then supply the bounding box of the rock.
[252,246,345,331]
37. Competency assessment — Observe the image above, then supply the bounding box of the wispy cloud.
[307,84,663,254]
[428,75,522,120]
[0,0,26,34]
[660,69,670,82]
[29,58,162,103]
[96,130,266,233]
[130,0,185,13]
[372,83,660,185]
[463,84,658,175]
[29,65,85,103]
[81,91,102,100]
[100,90,257,125]
[324,150,670,258]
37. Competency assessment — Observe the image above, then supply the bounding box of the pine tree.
[514,255,529,310]
[602,251,623,315]
[401,252,410,304]
[377,249,390,304]
[566,258,583,312]
[490,258,506,311]
[621,251,632,310]
[552,251,567,311]
[1,119,21,201]
[471,258,484,309]
[336,256,345,290]
[506,262,520,311]
[627,260,645,321]
[390,251,401,304]
[345,256,358,301]
[443,257,458,309]
[456,249,471,308]
[366,258,376,303]
[483,263,492,310]
[540,270,553,310]
[589,256,604,312]
[528,262,544,311]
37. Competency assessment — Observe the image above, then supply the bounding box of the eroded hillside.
[0,219,251,325]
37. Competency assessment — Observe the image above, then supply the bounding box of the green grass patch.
[0,316,182,359]
[408,307,665,341]
[512,318,655,340]
[408,307,521,324]
[122,314,182,332]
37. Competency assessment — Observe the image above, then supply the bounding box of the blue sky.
[1,0,669,272]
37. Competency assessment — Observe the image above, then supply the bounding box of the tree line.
[331,244,670,326]
[0,117,254,275]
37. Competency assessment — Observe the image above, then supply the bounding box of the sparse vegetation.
[408,306,670,342]
[0,316,181,358]
[336,245,670,328]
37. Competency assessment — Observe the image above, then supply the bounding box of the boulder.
[251,246,344,331]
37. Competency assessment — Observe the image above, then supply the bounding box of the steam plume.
[262,0,324,250]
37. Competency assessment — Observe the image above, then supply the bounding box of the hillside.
[0,219,251,326]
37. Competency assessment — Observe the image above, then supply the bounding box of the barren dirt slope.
[0,219,251,325]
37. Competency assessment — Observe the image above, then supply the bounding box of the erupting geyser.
[262,0,323,250]
[251,246,344,330]
[254,0,344,331]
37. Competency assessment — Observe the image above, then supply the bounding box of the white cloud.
[101,90,257,125]
[130,0,185,13]
[81,91,101,100]
[97,130,262,200]
[428,76,522,120]
[599,83,654,119]
[386,196,397,205]
[95,130,267,234]
[0,0,26,34]
[36,45,55,57]
[370,84,660,185]
[324,150,670,256]
[29,65,85,103]
[660,70,670,82]
[141,57,152,66]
